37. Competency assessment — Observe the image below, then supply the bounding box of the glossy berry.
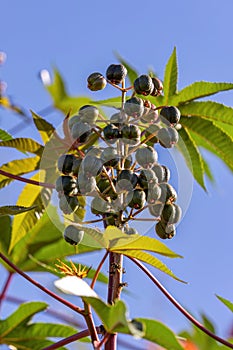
[151,164,170,183]
[71,121,92,143]
[150,77,163,96]
[138,169,158,189]
[127,189,146,209]
[144,124,160,145]
[101,147,119,167]
[68,115,81,131]
[160,106,181,126]
[57,154,75,174]
[59,195,79,215]
[124,97,144,118]
[116,170,138,191]
[157,127,179,148]
[149,202,164,217]
[79,105,99,124]
[63,225,84,245]
[155,221,176,239]
[103,124,121,144]
[110,112,127,127]
[141,106,159,124]
[72,158,82,176]
[77,173,96,194]
[91,196,110,215]
[134,75,154,96]
[159,183,177,204]
[146,184,162,204]
[135,146,158,168]
[81,155,103,177]
[106,64,127,85]
[55,176,77,195]
[121,124,141,145]
[161,203,182,225]
[87,72,107,91]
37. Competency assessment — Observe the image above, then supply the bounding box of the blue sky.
[0,1,233,349]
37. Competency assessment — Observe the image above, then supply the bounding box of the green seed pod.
[160,106,180,126]
[123,226,138,235]
[79,105,99,124]
[151,164,170,183]
[161,203,182,225]
[149,202,164,217]
[57,154,75,174]
[87,72,107,91]
[121,124,141,145]
[159,183,177,204]
[155,221,176,239]
[138,169,158,189]
[150,77,163,96]
[55,176,77,195]
[144,124,160,145]
[127,189,146,209]
[110,112,127,127]
[116,170,138,191]
[124,97,144,118]
[134,75,154,96]
[106,64,127,85]
[63,225,84,245]
[68,115,81,131]
[103,124,121,144]
[135,146,158,168]
[59,194,79,215]
[71,121,92,143]
[91,196,110,215]
[81,155,103,177]
[101,147,120,167]
[77,173,96,194]
[157,127,179,148]
[146,184,162,204]
[72,158,82,176]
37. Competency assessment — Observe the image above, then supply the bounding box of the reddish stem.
[90,250,109,289]
[0,253,83,314]
[0,271,13,311]
[0,169,55,189]
[129,257,233,349]
[41,329,91,350]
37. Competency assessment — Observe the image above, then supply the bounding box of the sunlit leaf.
[216,295,233,313]
[0,138,43,156]
[172,82,233,105]
[0,129,13,141]
[0,205,37,216]
[0,302,47,337]
[9,171,52,252]
[0,157,40,189]
[0,216,11,256]
[163,47,178,102]
[31,110,55,144]
[46,68,67,103]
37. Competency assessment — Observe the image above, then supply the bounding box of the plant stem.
[96,332,111,349]
[0,169,55,189]
[83,301,100,345]
[0,253,83,314]
[91,250,109,289]
[0,271,13,311]
[129,257,233,349]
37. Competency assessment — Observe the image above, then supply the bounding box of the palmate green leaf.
[0,138,44,156]
[0,216,11,256]
[177,126,206,189]
[93,96,122,108]
[134,318,184,350]
[46,68,67,102]
[179,101,233,125]
[0,302,47,337]
[113,249,184,282]
[0,128,13,141]
[171,81,233,105]
[181,116,233,171]
[214,121,233,138]
[216,295,233,313]
[9,171,52,253]
[0,157,40,189]
[0,205,37,216]
[115,52,139,85]
[163,47,178,102]
[31,110,55,144]
[105,226,182,258]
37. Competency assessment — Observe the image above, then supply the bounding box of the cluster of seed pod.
[55,63,182,245]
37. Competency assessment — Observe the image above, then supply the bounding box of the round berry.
[157,127,179,148]
[110,112,127,127]
[63,225,84,245]
[59,195,79,215]
[149,203,164,217]
[151,164,170,183]
[159,183,177,204]
[135,146,158,168]
[134,75,154,96]
[77,173,96,194]
[161,203,182,225]
[155,221,176,239]
[72,158,82,176]
[55,176,77,195]
[81,155,103,177]
[57,154,75,174]
[150,77,163,96]
[68,115,81,131]
[123,226,138,235]
[91,196,110,215]
[101,147,120,167]
[79,105,99,124]
[116,170,138,191]
[87,72,107,91]
[160,106,181,126]
[103,124,121,144]
[127,189,146,209]
[106,64,127,85]
[71,121,92,143]
[144,125,160,145]
[124,97,144,118]
[138,169,158,189]
[146,184,162,205]
[121,124,141,145]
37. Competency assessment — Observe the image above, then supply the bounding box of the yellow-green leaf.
[0,138,43,155]
[0,205,37,216]
[163,47,178,102]
[31,110,55,144]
